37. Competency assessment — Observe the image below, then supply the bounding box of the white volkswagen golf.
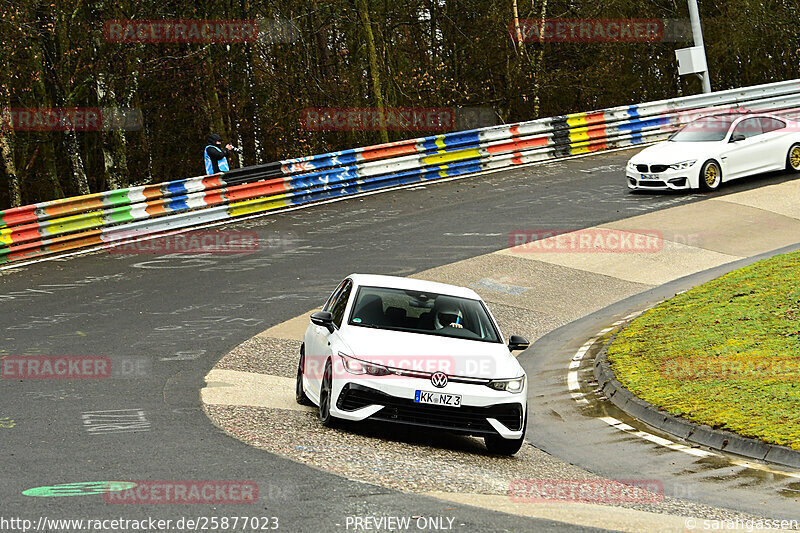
[627,113,800,191]
[296,274,531,455]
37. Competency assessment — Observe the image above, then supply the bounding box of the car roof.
[346,273,482,300]
[693,112,788,123]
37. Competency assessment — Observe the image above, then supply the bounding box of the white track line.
[568,316,800,479]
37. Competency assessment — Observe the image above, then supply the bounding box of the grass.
[607,250,800,450]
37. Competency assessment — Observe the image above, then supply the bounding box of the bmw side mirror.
[508,335,530,352]
[310,311,335,333]
[730,133,746,143]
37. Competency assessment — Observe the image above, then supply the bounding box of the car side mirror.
[310,311,335,333]
[730,133,746,142]
[508,335,530,352]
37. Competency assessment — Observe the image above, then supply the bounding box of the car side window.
[760,117,786,133]
[731,118,763,140]
[323,279,348,312]
[329,280,352,329]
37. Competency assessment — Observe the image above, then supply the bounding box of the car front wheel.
[319,360,338,427]
[699,160,722,191]
[484,411,527,455]
[787,144,800,173]
[296,345,313,406]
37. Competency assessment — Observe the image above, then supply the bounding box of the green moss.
[607,250,800,450]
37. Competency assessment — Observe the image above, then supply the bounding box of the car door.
[759,117,790,171]
[304,279,352,397]
[721,118,765,179]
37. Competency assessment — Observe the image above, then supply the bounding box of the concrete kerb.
[593,327,800,470]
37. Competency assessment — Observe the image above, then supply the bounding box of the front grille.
[635,164,649,172]
[650,164,669,173]
[337,383,523,436]
[638,180,665,188]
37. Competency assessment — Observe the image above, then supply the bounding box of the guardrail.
[2,78,800,266]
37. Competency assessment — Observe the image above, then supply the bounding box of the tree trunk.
[355,0,389,144]
[36,1,91,196]
[63,131,90,195]
[204,51,227,137]
[532,0,548,118]
[511,0,524,49]
[245,44,264,163]
[0,123,21,207]
[0,63,21,207]
[101,129,128,190]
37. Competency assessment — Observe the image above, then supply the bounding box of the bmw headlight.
[338,353,392,376]
[627,161,637,171]
[668,160,696,170]
[487,376,525,393]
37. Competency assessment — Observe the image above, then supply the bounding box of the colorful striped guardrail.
[2,78,800,266]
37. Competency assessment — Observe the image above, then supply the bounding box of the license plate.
[415,390,462,407]
[640,173,659,180]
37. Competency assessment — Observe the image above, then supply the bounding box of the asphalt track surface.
[1,149,797,532]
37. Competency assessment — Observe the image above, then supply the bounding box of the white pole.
[687,0,712,93]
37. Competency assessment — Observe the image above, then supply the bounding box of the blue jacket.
[204,145,230,175]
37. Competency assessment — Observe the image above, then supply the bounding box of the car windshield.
[669,115,738,142]
[347,286,501,343]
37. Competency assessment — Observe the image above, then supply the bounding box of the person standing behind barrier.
[204,133,234,175]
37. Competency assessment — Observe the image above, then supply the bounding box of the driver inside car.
[434,300,464,329]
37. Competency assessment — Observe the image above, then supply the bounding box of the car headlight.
[627,161,637,171]
[487,376,525,393]
[338,353,392,376]
[668,160,697,170]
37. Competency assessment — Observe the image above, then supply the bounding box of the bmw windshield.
[347,286,501,343]
[669,115,738,142]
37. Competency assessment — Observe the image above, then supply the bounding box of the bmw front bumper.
[627,169,692,190]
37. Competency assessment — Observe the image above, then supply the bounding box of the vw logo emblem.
[431,372,448,388]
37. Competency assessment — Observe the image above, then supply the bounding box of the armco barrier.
[2,79,800,265]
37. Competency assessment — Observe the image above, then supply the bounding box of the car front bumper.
[329,377,527,440]
[627,168,693,190]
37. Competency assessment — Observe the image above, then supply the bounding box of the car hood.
[630,141,721,164]
[337,325,524,379]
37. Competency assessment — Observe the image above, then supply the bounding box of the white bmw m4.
[297,274,531,455]
[627,113,800,191]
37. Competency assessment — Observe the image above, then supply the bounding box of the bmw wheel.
[296,344,313,406]
[319,360,338,427]
[787,144,800,173]
[699,160,721,191]
[484,411,527,456]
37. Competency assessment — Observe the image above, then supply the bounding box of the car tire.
[699,160,722,191]
[484,410,527,456]
[319,360,338,427]
[296,345,313,406]
[786,144,800,173]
